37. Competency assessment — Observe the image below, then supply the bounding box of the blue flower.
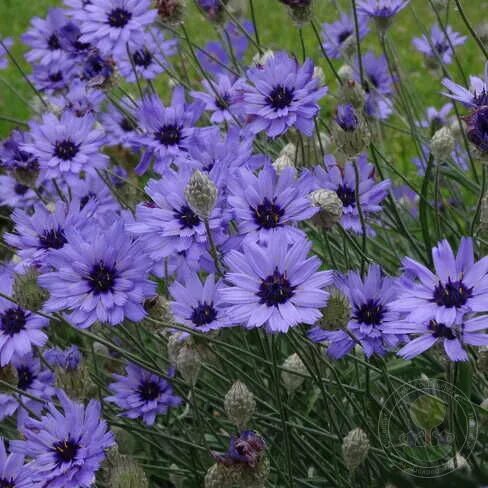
[0,437,34,488]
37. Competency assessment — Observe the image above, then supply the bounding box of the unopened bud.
[332,105,371,158]
[155,0,186,25]
[447,453,470,472]
[279,0,313,26]
[224,381,256,429]
[168,332,188,364]
[185,170,217,219]
[281,353,307,395]
[481,398,488,426]
[110,455,149,488]
[251,50,275,68]
[319,287,351,330]
[310,189,343,229]
[339,80,366,109]
[176,345,201,384]
[205,464,230,488]
[480,194,488,232]
[313,66,325,85]
[342,427,370,471]
[0,364,16,391]
[55,360,96,400]
[477,346,488,372]
[431,0,449,10]
[430,127,455,162]
[338,64,355,81]
[273,152,295,173]
[476,22,488,46]
[12,268,48,311]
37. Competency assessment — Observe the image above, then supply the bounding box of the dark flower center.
[0,307,27,336]
[107,8,132,28]
[267,85,294,110]
[88,262,117,294]
[47,33,61,50]
[252,197,285,229]
[215,93,230,110]
[52,438,80,464]
[54,139,79,161]
[133,48,153,68]
[49,71,64,83]
[191,302,217,326]
[174,205,201,229]
[39,228,67,250]
[14,183,29,195]
[80,192,96,209]
[155,124,182,146]
[432,279,473,308]
[473,89,488,107]
[257,268,295,306]
[137,379,161,401]
[354,299,385,326]
[336,184,356,207]
[17,365,35,390]
[120,117,136,132]
[0,478,15,488]
[428,320,456,340]
[434,41,450,55]
[338,29,353,44]
[363,74,379,93]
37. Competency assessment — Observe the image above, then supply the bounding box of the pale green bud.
[224,381,256,429]
[184,170,217,219]
[430,127,455,162]
[338,64,354,81]
[251,50,274,67]
[342,427,370,471]
[310,189,343,229]
[12,268,48,311]
[110,455,149,488]
[281,353,307,395]
[176,345,201,385]
[339,80,366,110]
[480,194,488,233]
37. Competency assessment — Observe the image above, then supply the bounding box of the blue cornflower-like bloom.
[0,175,36,210]
[242,51,328,137]
[107,363,182,425]
[44,345,82,371]
[79,0,157,57]
[11,390,114,488]
[335,103,360,131]
[49,79,105,118]
[314,154,390,234]
[391,238,488,325]
[134,88,205,174]
[321,12,369,60]
[465,106,488,154]
[170,272,231,333]
[39,221,156,328]
[308,265,403,359]
[0,129,40,177]
[227,163,317,242]
[0,437,34,488]
[442,65,488,108]
[23,111,108,181]
[419,103,453,130]
[30,56,78,92]
[412,24,466,65]
[357,0,409,24]
[221,235,332,333]
[196,41,229,76]
[0,37,13,70]
[80,49,115,87]
[213,431,266,468]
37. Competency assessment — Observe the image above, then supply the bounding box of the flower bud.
[110,454,149,488]
[176,344,201,384]
[338,64,355,81]
[339,80,366,110]
[447,453,470,472]
[476,22,488,46]
[310,189,343,229]
[205,464,231,488]
[332,104,371,157]
[0,364,16,391]
[477,346,488,372]
[185,170,217,220]
[55,360,96,400]
[168,332,188,365]
[279,0,313,26]
[430,127,455,162]
[224,381,256,429]
[251,50,275,68]
[169,464,185,488]
[313,66,326,86]
[12,268,48,312]
[319,287,351,330]
[342,427,370,471]
[480,398,488,426]
[480,194,488,233]
[156,0,186,25]
[281,353,307,395]
[273,152,295,174]
[431,0,449,10]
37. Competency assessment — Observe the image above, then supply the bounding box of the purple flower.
[0,175,36,209]
[335,103,360,131]
[0,437,33,487]
[197,0,225,21]
[24,111,108,180]
[465,106,488,154]
[79,0,157,56]
[44,345,82,370]
[224,20,254,60]
[321,12,369,60]
[242,51,328,137]
[107,363,182,425]
[314,154,390,234]
[11,390,114,488]
[413,25,466,65]
[81,49,115,86]
[393,315,488,362]
[49,79,105,117]
[0,354,55,427]
[39,221,156,328]
[213,431,266,468]
[228,163,317,242]
[22,8,68,66]
[170,272,230,333]
[221,235,332,333]
[391,238,488,325]
[31,57,78,92]
[419,103,453,130]
[442,66,488,108]
[133,88,205,174]
[196,41,230,76]
[308,265,402,359]
[357,0,409,20]
[0,37,13,70]
[0,129,40,177]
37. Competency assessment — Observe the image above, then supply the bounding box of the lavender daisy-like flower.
[465,106,488,154]
[11,390,114,488]
[79,0,157,56]
[221,235,332,333]
[107,363,182,425]
[0,175,36,209]
[31,57,78,92]
[49,79,105,118]
[228,163,317,241]
[0,129,40,179]
[0,437,33,488]
[442,65,488,108]
[44,345,82,371]
[391,315,488,362]
[419,103,453,131]
[314,154,390,234]
[412,24,466,66]
[335,103,360,131]
[308,265,402,359]
[39,221,156,328]
[357,0,409,28]
[24,111,108,180]
[81,49,115,87]
[134,88,205,174]
[242,51,328,137]
[22,8,68,66]
[213,431,266,468]
[0,37,13,70]
[170,272,230,333]
[391,237,488,325]
[321,12,369,60]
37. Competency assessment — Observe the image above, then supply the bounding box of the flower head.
[213,431,266,468]
[442,65,488,108]
[107,363,182,425]
[357,0,409,27]
[465,106,488,154]
[0,437,34,487]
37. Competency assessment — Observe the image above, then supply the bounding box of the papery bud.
[168,332,188,364]
[55,360,96,400]
[332,104,371,157]
[205,463,231,488]
[431,0,449,10]
[176,344,201,384]
[476,22,488,46]
[279,0,313,25]
[447,453,470,472]
[313,66,326,85]
[273,152,295,173]
[0,364,16,391]
[251,50,275,68]
[224,381,256,429]
[12,268,48,312]
[169,464,185,488]
[310,189,343,229]
[281,353,307,395]
[338,64,355,81]
[342,427,370,471]
[143,295,174,330]
[430,127,455,162]
[185,170,217,219]
[319,287,351,330]
[480,398,488,426]
[110,454,149,488]
[156,0,186,25]
[339,80,366,109]
[477,346,488,372]
[480,194,488,232]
